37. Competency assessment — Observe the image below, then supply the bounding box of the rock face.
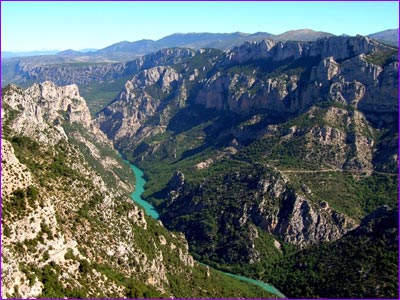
[3,82,92,142]
[225,35,386,63]
[97,66,182,143]
[252,172,357,246]
[97,36,397,153]
[13,60,134,85]
[195,37,397,118]
[3,82,254,299]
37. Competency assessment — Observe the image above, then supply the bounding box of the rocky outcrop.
[13,60,135,86]
[270,192,356,246]
[251,169,357,246]
[94,36,397,158]
[168,171,185,190]
[194,38,397,119]
[358,60,398,124]
[310,56,340,82]
[2,82,93,145]
[96,65,182,145]
[166,171,185,203]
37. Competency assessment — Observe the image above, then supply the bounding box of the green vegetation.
[2,185,40,219]
[224,55,321,82]
[288,172,398,218]
[126,106,241,199]
[364,49,398,67]
[1,103,20,137]
[32,263,88,298]
[4,189,28,217]
[266,209,398,298]
[93,263,163,298]
[151,160,289,275]
[3,41,398,298]
[49,143,80,178]
[167,262,276,298]
[79,74,133,115]
[90,259,276,298]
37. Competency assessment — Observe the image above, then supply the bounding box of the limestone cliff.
[97,36,397,154]
[195,37,397,119]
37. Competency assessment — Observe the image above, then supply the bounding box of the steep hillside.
[95,35,398,298]
[1,82,276,298]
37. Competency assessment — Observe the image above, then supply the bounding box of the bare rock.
[1,139,33,198]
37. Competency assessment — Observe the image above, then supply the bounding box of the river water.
[125,159,285,298]
[128,163,160,219]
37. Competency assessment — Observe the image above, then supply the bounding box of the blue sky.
[2,1,398,51]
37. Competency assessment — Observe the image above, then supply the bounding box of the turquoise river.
[126,160,286,298]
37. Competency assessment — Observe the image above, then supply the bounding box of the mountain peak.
[276,28,335,41]
[57,49,82,56]
[368,28,399,46]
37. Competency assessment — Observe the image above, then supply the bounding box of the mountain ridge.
[2,28,397,63]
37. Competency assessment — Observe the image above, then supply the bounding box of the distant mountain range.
[1,48,98,59]
[1,50,61,58]
[94,29,335,59]
[2,28,397,62]
[367,28,398,46]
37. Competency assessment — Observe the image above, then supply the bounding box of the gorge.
[1,33,398,298]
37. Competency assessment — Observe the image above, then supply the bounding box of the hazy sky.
[2,1,398,51]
